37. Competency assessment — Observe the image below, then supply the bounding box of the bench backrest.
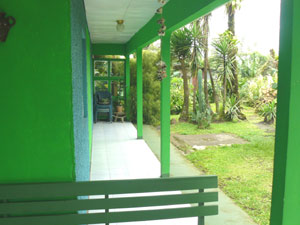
[0,176,218,225]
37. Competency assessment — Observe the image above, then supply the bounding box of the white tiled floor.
[90,122,197,225]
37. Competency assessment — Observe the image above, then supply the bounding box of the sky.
[209,0,282,55]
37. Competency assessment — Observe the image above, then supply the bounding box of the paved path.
[143,125,257,225]
[91,122,197,225]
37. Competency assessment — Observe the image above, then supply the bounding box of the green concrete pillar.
[125,54,131,121]
[160,32,171,177]
[136,47,143,139]
[270,0,300,224]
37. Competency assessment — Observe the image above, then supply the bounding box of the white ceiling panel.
[84,0,162,44]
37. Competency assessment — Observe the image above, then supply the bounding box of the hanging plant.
[156,61,167,81]
[156,0,168,81]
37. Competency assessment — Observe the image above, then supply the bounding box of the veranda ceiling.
[84,0,162,44]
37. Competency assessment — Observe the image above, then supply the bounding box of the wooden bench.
[0,176,218,225]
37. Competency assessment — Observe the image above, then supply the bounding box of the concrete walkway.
[91,122,197,225]
[143,125,257,225]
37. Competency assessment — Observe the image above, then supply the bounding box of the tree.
[190,15,219,115]
[212,31,238,116]
[202,15,211,111]
[226,0,243,100]
[190,19,202,114]
[208,62,219,113]
[171,28,192,121]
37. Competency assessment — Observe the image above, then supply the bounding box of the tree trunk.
[222,57,227,116]
[208,62,219,114]
[227,3,239,101]
[192,73,198,114]
[180,59,189,121]
[203,15,210,110]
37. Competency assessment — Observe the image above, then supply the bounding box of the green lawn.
[171,110,275,225]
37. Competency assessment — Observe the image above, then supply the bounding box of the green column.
[160,32,171,177]
[270,0,300,224]
[125,54,131,121]
[136,47,143,139]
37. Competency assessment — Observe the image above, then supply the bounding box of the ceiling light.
[116,20,125,32]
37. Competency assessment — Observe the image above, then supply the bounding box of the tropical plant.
[226,0,243,100]
[171,28,192,121]
[190,19,202,114]
[259,99,277,124]
[199,15,212,111]
[192,70,211,128]
[240,75,277,107]
[238,52,269,78]
[212,31,238,116]
[170,76,184,114]
[225,96,241,121]
[193,107,212,129]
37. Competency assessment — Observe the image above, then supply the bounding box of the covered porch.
[1,0,300,224]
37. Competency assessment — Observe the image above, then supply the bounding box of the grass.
[171,109,275,225]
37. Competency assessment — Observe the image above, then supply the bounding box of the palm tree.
[226,0,243,100]
[212,31,238,116]
[190,15,219,115]
[190,19,202,114]
[202,15,211,111]
[171,28,192,121]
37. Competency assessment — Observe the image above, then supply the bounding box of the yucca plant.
[225,96,241,121]
[212,31,238,116]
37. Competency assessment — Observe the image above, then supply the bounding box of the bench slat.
[0,192,218,215]
[0,176,218,200]
[0,205,218,225]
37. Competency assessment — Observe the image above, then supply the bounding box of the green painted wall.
[0,0,75,183]
[92,44,126,56]
[86,29,93,158]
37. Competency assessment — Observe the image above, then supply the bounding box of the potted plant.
[116,99,124,113]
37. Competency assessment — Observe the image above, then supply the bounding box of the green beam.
[136,48,143,139]
[92,44,126,56]
[126,0,229,53]
[126,54,131,120]
[270,0,300,224]
[160,32,171,177]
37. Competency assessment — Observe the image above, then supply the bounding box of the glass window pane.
[111,81,125,97]
[94,80,109,92]
[111,61,125,77]
[94,61,108,77]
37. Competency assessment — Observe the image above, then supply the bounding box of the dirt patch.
[172,133,248,151]
[255,122,275,134]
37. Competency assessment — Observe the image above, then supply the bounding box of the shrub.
[192,107,212,129]
[259,99,277,124]
[130,50,161,126]
[241,75,277,107]
[225,96,241,121]
[170,76,184,114]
